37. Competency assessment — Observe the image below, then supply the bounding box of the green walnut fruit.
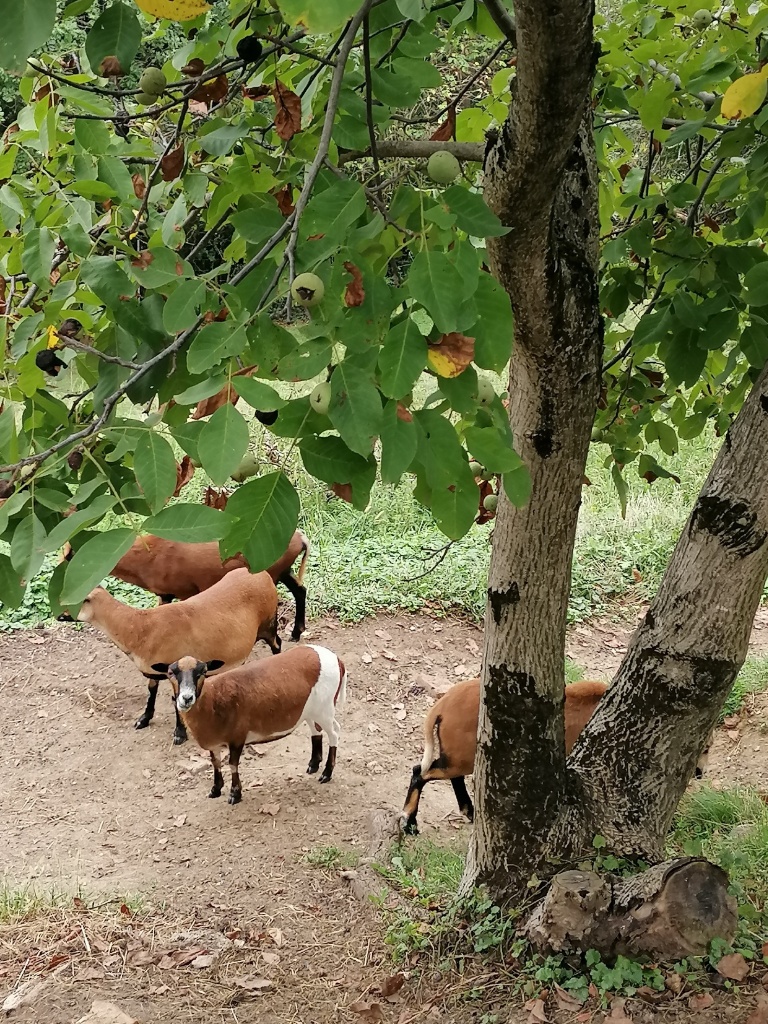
[309,381,331,416]
[475,377,496,406]
[468,460,483,477]
[291,273,325,308]
[691,8,713,28]
[483,493,498,512]
[231,453,260,483]
[138,67,167,96]
[136,91,158,106]
[427,150,461,185]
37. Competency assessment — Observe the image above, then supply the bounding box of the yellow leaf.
[46,325,59,349]
[134,0,210,21]
[721,67,768,120]
[427,332,475,378]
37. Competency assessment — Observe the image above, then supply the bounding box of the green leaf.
[144,504,232,543]
[170,420,205,463]
[741,323,768,368]
[198,404,250,486]
[415,410,478,538]
[232,377,286,412]
[198,121,249,157]
[81,257,136,308]
[23,228,56,289]
[163,280,205,334]
[502,465,532,508]
[97,155,135,199]
[329,363,383,456]
[0,553,25,609]
[47,559,67,619]
[230,204,286,248]
[465,426,522,474]
[471,274,514,372]
[85,2,141,75]
[744,262,768,307]
[44,494,117,552]
[0,0,56,71]
[408,250,465,334]
[10,514,47,580]
[133,432,178,513]
[60,528,136,606]
[303,178,367,241]
[187,323,247,374]
[219,472,299,572]
[442,186,508,237]
[278,0,360,36]
[299,435,376,510]
[380,400,417,485]
[128,248,191,289]
[378,318,428,399]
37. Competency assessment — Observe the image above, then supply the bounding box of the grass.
[0,881,145,925]
[721,656,768,720]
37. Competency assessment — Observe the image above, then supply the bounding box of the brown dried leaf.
[128,949,157,967]
[372,973,405,999]
[746,991,768,1024]
[243,84,271,101]
[76,1002,139,1024]
[132,251,153,270]
[349,999,385,1022]
[664,971,684,995]
[203,487,229,510]
[427,332,475,378]
[430,104,456,142]
[190,953,217,969]
[717,952,750,982]
[553,983,582,1012]
[268,927,284,947]
[182,59,206,76]
[343,261,365,307]
[608,997,632,1022]
[331,482,353,504]
[99,56,124,77]
[131,173,146,199]
[119,903,132,917]
[234,975,273,993]
[524,997,549,1024]
[192,73,228,106]
[173,456,196,498]
[688,993,714,1010]
[260,803,280,816]
[161,144,185,183]
[272,80,302,141]
[0,276,6,317]
[273,183,295,215]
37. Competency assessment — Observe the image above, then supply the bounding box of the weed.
[721,656,768,720]
[304,845,358,870]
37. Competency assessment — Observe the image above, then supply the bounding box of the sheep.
[401,678,608,835]
[58,568,280,745]
[154,645,347,804]
[61,529,310,640]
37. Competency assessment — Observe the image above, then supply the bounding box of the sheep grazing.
[61,529,310,640]
[155,645,347,805]
[59,568,280,745]
[402,678,608,835]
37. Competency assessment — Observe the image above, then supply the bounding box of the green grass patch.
[304,845,359,870]
[721,656,768,720]
[0,882,144,925]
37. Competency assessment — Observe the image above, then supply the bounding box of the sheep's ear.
[206,659,225,672]
[151,662,170,674]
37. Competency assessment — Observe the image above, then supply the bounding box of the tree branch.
[685,157,725,230]
[362,16,380,177]
[482,0,517,41]
[339,139,484,164]
[648,60,717,108]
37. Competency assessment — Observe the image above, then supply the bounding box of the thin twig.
[601,271,669,374]
[362,17,380,177]
[685,156,725,230]
[58,338,142,369]
[401,542,455,582]
[126,99,188,238]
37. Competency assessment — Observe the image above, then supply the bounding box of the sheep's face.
[157,656,224,713]
[76,594,94,622]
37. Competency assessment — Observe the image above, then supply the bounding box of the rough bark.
[525,859,737,958]
[558,359,768,859]
[460,0,602,899]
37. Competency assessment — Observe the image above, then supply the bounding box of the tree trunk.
[557,359,768,859]
[524,859,737,958]
[460,0,601,899]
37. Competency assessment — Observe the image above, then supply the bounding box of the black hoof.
[291,631,303,643]
[209,788,222,799]
[173,731,187,746]
[465,811,474,824]
[228,790,242,805]
[307,762,320,775]
[134,717,150,730]
[403,819,419,836]
[319,774,332,784]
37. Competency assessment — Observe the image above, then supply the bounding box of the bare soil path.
[1,601,767,1023]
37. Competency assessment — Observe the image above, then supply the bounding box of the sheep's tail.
[334,656,347,709]
[420,707,441,774]
[296,531,310,586]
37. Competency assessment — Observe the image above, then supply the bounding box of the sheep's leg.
[209,749,224,799]
[402,766,426,835]
[450,777,474,822]
[278,571,307,641]
[307,723,323,775]
[228,743,244,804]
[135,676,161,730]
[319,716,340,783]
[259,611,282,655]
[172,702,187,745]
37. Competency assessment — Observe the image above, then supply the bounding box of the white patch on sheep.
[302,644,344,747]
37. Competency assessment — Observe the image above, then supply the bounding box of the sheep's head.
[156,656,225,712]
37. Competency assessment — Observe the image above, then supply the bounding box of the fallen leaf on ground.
[260,803,280,816]
[235,976,273,993]
[373,973,405,999]
[349,999,385,1021]
[664,971,684,994]
[76,1002,139,1024]
[77,966,106,981]
[747,992,768,1024]
[190,953,217,969]
[525,997,549,1023]
[262,950,280,966]
[717,952,750,982]
[553,983,583,1011]
[608,997,633,1022]
[268,927,284,947]
[688,993,714,1010]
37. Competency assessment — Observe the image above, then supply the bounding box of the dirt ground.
[1,599,768,1024]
